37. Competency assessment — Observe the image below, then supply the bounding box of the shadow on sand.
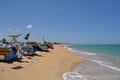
[0,54,44,71]
[11,66,24,70]
[27,53,43,57]
[25,54,43,60]
[0,58,24,64]
[0,54,43,64]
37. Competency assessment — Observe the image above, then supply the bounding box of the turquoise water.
[63,44,120,80]
[70,44,120,57]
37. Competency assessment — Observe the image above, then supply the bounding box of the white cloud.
[26,24,32,29]
[8,28,13,32]
[0,32,3,36]
[15,29,18,32]
[0,33,4,39]
[7,28,19,33]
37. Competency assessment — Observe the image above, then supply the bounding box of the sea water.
[63,44,120,80]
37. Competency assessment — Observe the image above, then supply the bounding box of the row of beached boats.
[0,42,54,61]
[0,33,54,61]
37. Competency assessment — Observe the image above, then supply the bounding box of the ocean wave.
[91,60,120,72]
[63,46,68,49]
[66,47,96,56]
[80,52,96,56]
[63,45,70,48]
[63,72,87,80]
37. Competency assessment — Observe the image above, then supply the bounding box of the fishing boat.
[36,43,49,52]
[35,37,54,52]
[21,43,36,56]
[21,33,36,56]
[0,44,18,60]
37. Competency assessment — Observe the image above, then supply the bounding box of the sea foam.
[91,60,120,72]
[67,47,96,56]
[63,72,87,80]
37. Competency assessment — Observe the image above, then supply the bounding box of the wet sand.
[0,45,84,80]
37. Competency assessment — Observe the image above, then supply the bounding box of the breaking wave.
[66,47,96,56]
[90,60,120,72]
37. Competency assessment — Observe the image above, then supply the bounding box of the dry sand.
[0,45,84,80]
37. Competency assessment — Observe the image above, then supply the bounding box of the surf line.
[89,59,120,72]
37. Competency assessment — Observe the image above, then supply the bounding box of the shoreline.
[0,44,84,80]
[66,44,120,80]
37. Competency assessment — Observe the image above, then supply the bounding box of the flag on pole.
[24,33,30,40]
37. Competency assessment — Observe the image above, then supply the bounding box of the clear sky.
[0,0,120,44]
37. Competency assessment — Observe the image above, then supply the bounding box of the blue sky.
[0,0,120,44]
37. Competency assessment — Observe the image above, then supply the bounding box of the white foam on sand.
[63,72,87,80]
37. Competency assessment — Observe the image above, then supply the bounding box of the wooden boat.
[35,43,49,52]
[34,42,54,52]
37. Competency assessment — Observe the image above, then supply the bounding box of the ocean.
[63,44,120,80]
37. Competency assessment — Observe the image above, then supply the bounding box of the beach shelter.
[9,34,22,42]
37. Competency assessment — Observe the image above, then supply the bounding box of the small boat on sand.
[0,44,18,60]
[21,43,36,56]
